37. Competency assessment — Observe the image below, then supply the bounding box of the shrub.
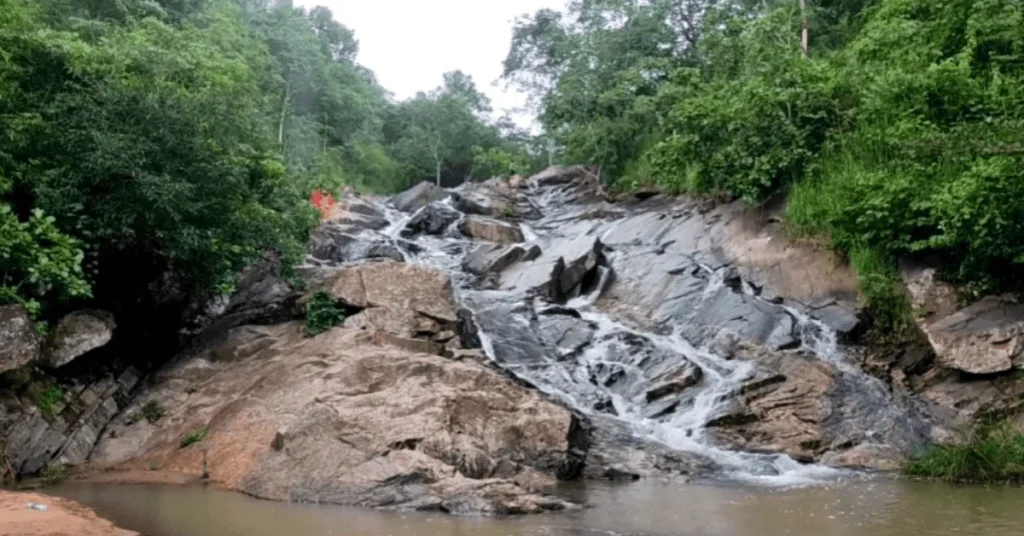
[305,291,344,336]
[905,422,1024,484]
[40,463,68,486]
[179,427,208,449]
[33,385,64,417]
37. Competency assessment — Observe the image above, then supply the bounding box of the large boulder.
[318,260,457,322]
[463,244,540,276]
[499,235,602,301]
[0,305,39,374]
[391,181,448,213]
[44,310,116,368]
[461,216,524,245]
[89,325,580,515]
[921,296,1024,375]
[400,202,462,237]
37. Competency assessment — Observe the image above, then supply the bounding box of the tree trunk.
[799,0,808,56]
[278,79,291,148]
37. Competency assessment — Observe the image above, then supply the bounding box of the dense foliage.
[0,0,528,330]
[505,0,1024,323]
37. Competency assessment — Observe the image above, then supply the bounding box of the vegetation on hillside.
[504,0,1024,329]
[0,0,536,332]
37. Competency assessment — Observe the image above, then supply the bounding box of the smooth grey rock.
[391,181,448,213]
[45,310,116,368]
[400,203,462,237]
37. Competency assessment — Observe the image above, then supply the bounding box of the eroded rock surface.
[45,310,116,368]
[0,305,38,375]
[90,325,579,515]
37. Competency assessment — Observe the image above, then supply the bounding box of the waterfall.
[353,180,923,487]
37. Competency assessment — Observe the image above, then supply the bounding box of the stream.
[50,479,1024,536]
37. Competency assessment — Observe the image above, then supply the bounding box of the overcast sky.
[297,0,565,127]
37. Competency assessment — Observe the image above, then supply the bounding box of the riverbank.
[0,490,137,536]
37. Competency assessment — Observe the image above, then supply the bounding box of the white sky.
[297,0,566,128]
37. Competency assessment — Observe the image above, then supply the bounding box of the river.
[50,478,1024,536]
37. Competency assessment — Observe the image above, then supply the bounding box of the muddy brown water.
[49,478,1024,536]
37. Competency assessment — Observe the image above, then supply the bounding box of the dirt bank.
[0,490,136,536]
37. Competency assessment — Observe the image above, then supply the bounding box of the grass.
[179,427,208,449]
[904,423,1024,484]
[33,385,64,417]
[305,291,344,336]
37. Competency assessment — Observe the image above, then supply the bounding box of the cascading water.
[343,178,924,487]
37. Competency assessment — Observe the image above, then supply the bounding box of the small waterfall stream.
[344,178,925,487]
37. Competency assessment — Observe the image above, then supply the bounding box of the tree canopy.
[504,0,1024,332]
[0,0,536,336]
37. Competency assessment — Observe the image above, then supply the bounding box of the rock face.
[460,216,524,244]
[499,235,603,301]
[44,310,116,368]
[917,296,1024,375]
[0,366,141,475]
[0,305,39,375]
[90,324,579,515]
[319,260,457,322]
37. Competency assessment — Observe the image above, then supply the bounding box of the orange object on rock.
[310,189,337,221]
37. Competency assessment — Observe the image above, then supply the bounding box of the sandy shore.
[0,490,137,536]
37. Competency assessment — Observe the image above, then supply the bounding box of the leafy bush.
[40,463,68,486]
[508,0,1024,307]
[472,146,529,179]
[0,204,91,315]
[179,427,208,449]
[305,291,343,336]
[33,385,64,417]
[905,422,1024,484]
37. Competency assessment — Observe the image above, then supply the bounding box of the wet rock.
[391,181,448,213]
[308,227,404,263]
[460,216,524,244]
[0,305,39,375]
[90,325,579,516]
[44,310,116,368]
[401,203,462,237]
[582,415,713,479]
[463,244,539,276]
[499,236,602,301]
[707,343,934,464]
[537,313,595,358]
[456,308,482,350]
[319,260,457,322]
[920,296,1024,375]
[645,366,702,403]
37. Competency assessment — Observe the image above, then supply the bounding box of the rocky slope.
[5,164,1024,515]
